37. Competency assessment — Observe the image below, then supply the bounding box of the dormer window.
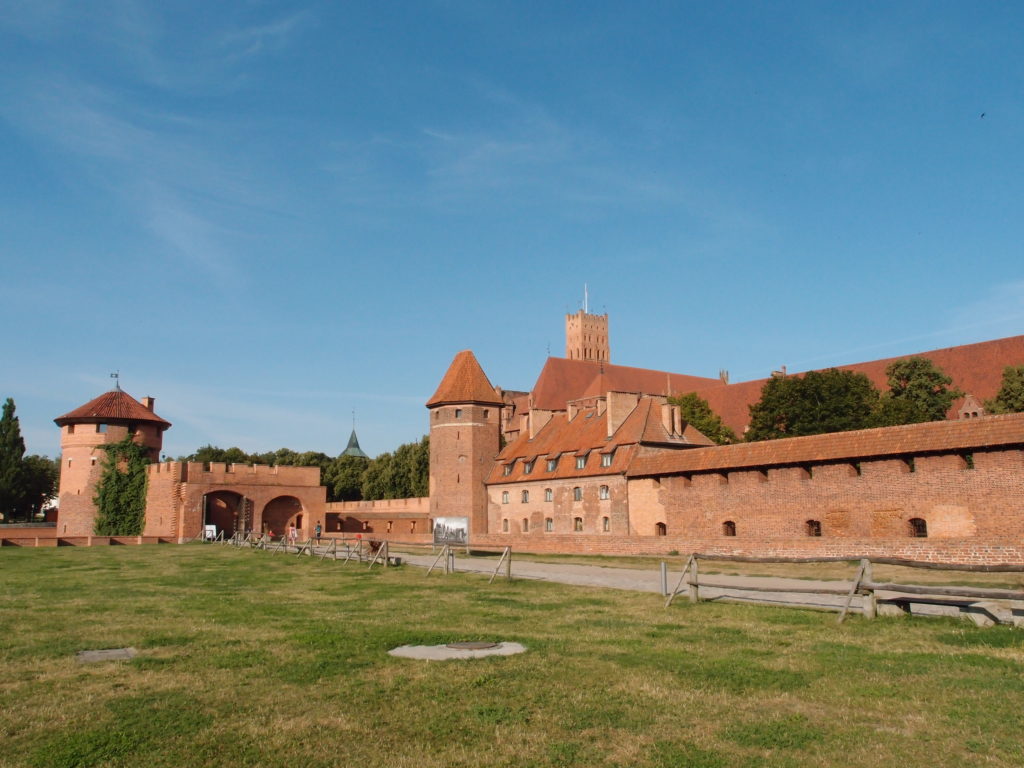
[601,452,613,467]
[503,463,513,476]
[546,458,557,472]
[523,461,534,475]
[576,455,587,470]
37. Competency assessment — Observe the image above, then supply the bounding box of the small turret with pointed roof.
[427,350,502,539]
[427,350,503,408]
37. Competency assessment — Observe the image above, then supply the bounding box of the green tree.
[361,451,394,499]
[0,397,28,519]
[323,454,370,502]
[878,357,963,424]
[746,369,880,441]
[985,365,1024,414]
[93,436,150,536]
[359,436,429,500]
[22,455,59,518]
[668,392,737,445]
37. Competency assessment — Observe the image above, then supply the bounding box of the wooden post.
[861,559,876,619]
[688,557,699,604]
[506,546,512,581]
[837,560,867,624]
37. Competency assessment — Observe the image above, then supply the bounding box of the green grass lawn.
[1,545,1022,768]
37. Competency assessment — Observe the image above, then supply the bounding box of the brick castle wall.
[479,444,1024,565]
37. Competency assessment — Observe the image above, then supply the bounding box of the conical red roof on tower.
[426,350,504,407]
[54,389,171,428]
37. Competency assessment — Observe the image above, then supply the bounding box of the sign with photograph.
[433,516,469,546]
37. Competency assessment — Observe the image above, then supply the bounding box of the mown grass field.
[1,545,1022,768]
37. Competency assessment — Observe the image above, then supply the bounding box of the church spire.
[341,428,369,458]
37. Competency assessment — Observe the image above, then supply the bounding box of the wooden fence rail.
[667,553,1024,627]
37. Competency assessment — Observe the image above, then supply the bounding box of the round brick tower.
[53,389,171,536]
[426,351,503,539]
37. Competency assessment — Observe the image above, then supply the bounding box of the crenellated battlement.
[147,461,321,486]
[327,497,430,516]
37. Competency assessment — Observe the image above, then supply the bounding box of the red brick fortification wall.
[326,497,430,537]
[476,438,1024,565]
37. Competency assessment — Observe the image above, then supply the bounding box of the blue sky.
[2,1,1022,460]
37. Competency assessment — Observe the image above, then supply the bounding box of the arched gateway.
[260,495,305,536]
[202,491,250,538]
[144,462,327,542]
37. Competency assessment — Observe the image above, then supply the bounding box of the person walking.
[288,523,297,546]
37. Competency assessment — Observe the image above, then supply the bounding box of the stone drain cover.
[389,641,526,660]
[76,647,137,664]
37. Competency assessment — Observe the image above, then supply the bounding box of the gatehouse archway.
[261,495,305,537]
[203,491,245,538]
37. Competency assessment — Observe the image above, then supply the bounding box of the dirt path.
[394,551,861,612]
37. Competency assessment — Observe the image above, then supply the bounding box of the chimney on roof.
[606,391,640,437]
[529,408,554,438]
[719,369,729,384]
[771,365,787,378]
[141,396,155,411]
[661,403,674,435]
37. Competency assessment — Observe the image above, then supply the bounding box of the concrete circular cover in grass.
[388,641,526,660]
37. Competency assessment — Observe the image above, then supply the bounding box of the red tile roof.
[530,357,722,411]
[692,335,1024,434]
[426,350,504,407]
[628,411,1024,477]
[54,390,171,428]
[490,395,712,484]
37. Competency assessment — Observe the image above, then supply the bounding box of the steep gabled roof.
[530,357,722,411]
[54,389,171,428]
[489,395,712,484]
[427,350,504,407]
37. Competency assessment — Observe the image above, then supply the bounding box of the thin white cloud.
[949,280,1024,340]
[219,11,310,61]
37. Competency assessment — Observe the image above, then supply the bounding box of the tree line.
[0,398,59,522]
[178,436,430,503]
[671,359,1024,444]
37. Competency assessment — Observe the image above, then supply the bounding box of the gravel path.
[394,551,861,612]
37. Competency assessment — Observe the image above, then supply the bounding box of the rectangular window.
[573,487,582,501]
[523,461,534,475]
[501,491,509,504]
[545,518,553,532]
[503,463,513,476]
[575,455,586,470]
[96,423,107,433]
[544,488,553,502]
[454,408,462,418]
[546,459,557,472]
[601,452,613,467]
[599,485,609,500]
